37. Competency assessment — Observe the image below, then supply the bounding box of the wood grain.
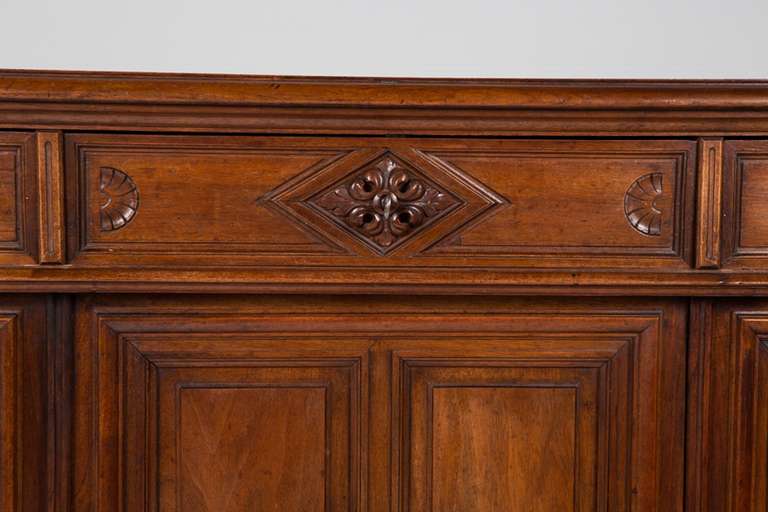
[65,134,694,269]
[691,301,768,511]
[0,132,37,265]
[70,295,687,512]
[696,139,723,268]
[0,297,52,512]
[36,131,65,263]
[176,387,326,511]
[4,72,768,138]
[4,70,768,512]
[431,386,577,512]
[74,298,370,512]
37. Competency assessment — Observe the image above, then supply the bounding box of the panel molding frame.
[64,134,357,264]
[689,302,768,512]
[0,298,54,512]
[72,296,687,512]
[0,132,37,265]
[372,303,686,512]
[722,140,768,268]
[389,341,625,512]
[73,306,372,512]
[421,142,695,264]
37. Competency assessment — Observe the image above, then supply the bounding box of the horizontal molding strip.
[2,71,768,109]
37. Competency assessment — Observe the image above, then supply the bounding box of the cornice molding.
[1,69,768,109]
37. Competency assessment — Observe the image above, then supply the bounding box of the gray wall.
[1,0,766,78]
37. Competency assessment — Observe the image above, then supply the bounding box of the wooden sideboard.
[3,71,768,511]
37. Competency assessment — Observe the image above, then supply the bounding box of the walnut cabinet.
[3,71,768,511]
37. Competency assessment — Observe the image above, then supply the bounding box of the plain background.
[1,0,766,78]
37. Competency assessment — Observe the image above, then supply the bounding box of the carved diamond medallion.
[261,148,507,256]
[310,155,460,253]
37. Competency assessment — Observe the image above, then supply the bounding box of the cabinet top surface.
[3,68,768,109]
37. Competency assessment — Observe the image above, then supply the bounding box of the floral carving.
[311,155,460,252]
[100,167,139,231]
[624,172,663,236]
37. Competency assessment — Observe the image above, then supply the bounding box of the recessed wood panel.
[0,133,37,264]
[67,135,694,270]
[67,134,351,263]
[425,141,694,261]
[177,387,326,511]
[157,374,335,512]
[0,298,51,512]
[432,384,579,511]
[73,301,370,512]
[690,302,768,511]
[73,295,685,512]
[389,340,624,512]
[376,298,685,512]
[722,141,768,268]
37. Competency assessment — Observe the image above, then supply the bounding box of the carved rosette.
[99,167,139,231]
[311,155,460,252]
[624,173,663,236]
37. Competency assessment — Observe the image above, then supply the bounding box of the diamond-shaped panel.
[309,154,461,253]
[261,148,507,256]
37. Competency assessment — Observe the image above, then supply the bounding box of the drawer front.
[0,133,36,264]
[66,135,695,268]
[723,141,768,268]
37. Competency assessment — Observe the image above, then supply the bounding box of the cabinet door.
[73,297,370,512]
[73,296,686,512]
[689,301,768,511]
[0,296,56,512]
[375,300,687,512]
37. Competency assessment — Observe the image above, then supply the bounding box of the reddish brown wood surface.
[70,295,686,512]
[0,71,763,293]
[0,296,60,512]
[2,71,768,511]
[0,132,37,265]
[64,134,694,270]
[696,139,723,268]
[689,300,768,511]
[35,131,64,263]
[2,71,768,137]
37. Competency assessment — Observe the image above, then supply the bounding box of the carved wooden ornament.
[624,173,663,236]
[100,167,139,231]
[311,154,460,253]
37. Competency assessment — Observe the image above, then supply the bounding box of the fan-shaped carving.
[99,167,139,231]
[624,173,663,236]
